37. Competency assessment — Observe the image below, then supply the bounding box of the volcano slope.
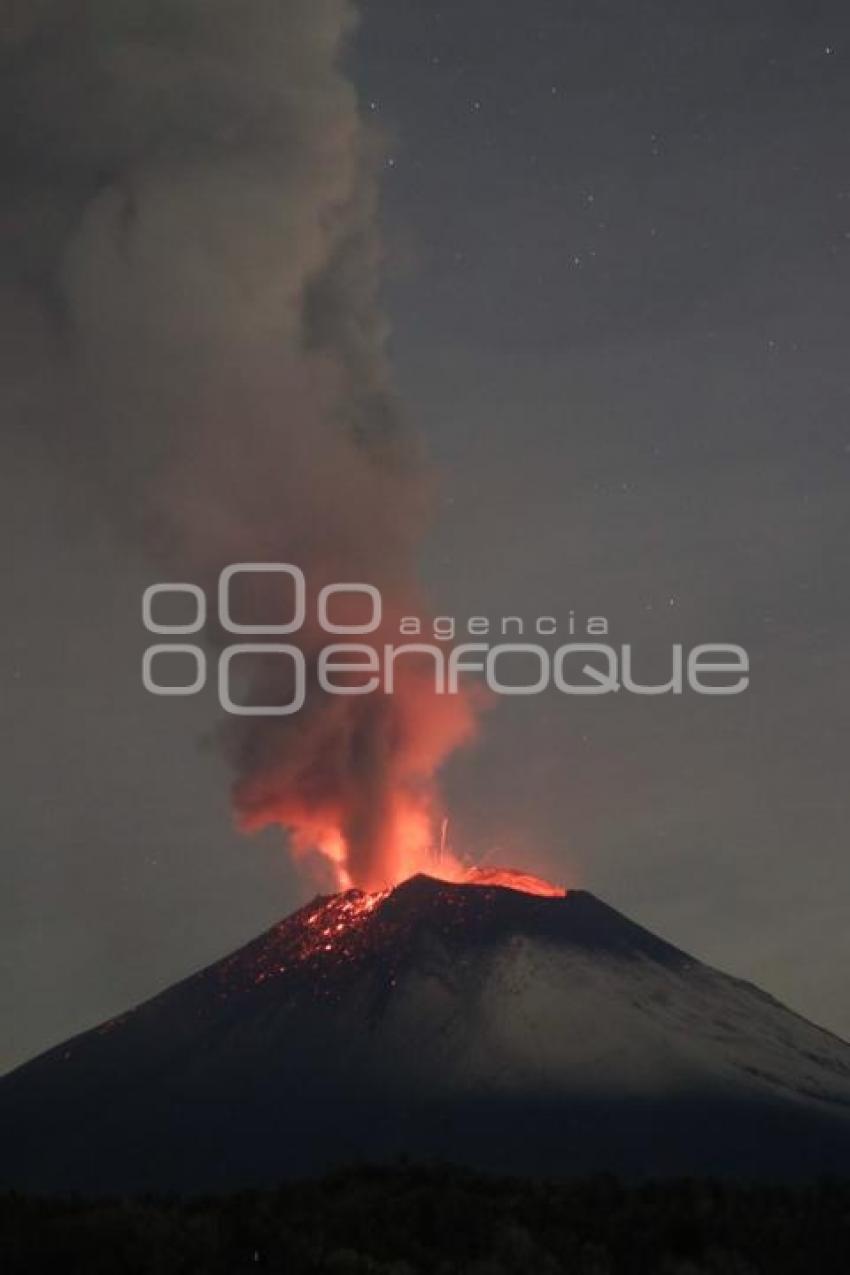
[3,874,850,1192]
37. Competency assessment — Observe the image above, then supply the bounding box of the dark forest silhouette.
[3,1166,850,1274]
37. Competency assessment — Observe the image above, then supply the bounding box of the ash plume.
[0,0,476,890]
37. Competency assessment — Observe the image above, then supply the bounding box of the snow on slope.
[367,933,850,1110]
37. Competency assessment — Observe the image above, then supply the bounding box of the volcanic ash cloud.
[0,0,477,890]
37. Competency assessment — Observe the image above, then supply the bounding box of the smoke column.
[1,0,477,891]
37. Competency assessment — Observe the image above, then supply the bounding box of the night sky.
[2,0,849,1072]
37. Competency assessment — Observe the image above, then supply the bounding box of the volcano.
[3,874,850,1192]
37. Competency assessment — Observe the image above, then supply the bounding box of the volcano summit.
[3,874,850,1192]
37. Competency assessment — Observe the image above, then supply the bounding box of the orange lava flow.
[461,865,566,897]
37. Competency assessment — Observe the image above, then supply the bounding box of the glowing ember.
[215,867,567,999]
[297,889,390,960]
[217,888,393,993]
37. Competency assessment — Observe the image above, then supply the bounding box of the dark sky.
[2,0,849,1072]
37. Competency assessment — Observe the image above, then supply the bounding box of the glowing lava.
[218,868,567,995]
[461,866,566,897]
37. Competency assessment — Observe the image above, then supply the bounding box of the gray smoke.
[1,0,475,890]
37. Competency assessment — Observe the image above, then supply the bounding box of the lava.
[216,867,566,998]
[461,866,566,897]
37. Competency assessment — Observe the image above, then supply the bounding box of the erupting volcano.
[4,873,850,1193]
